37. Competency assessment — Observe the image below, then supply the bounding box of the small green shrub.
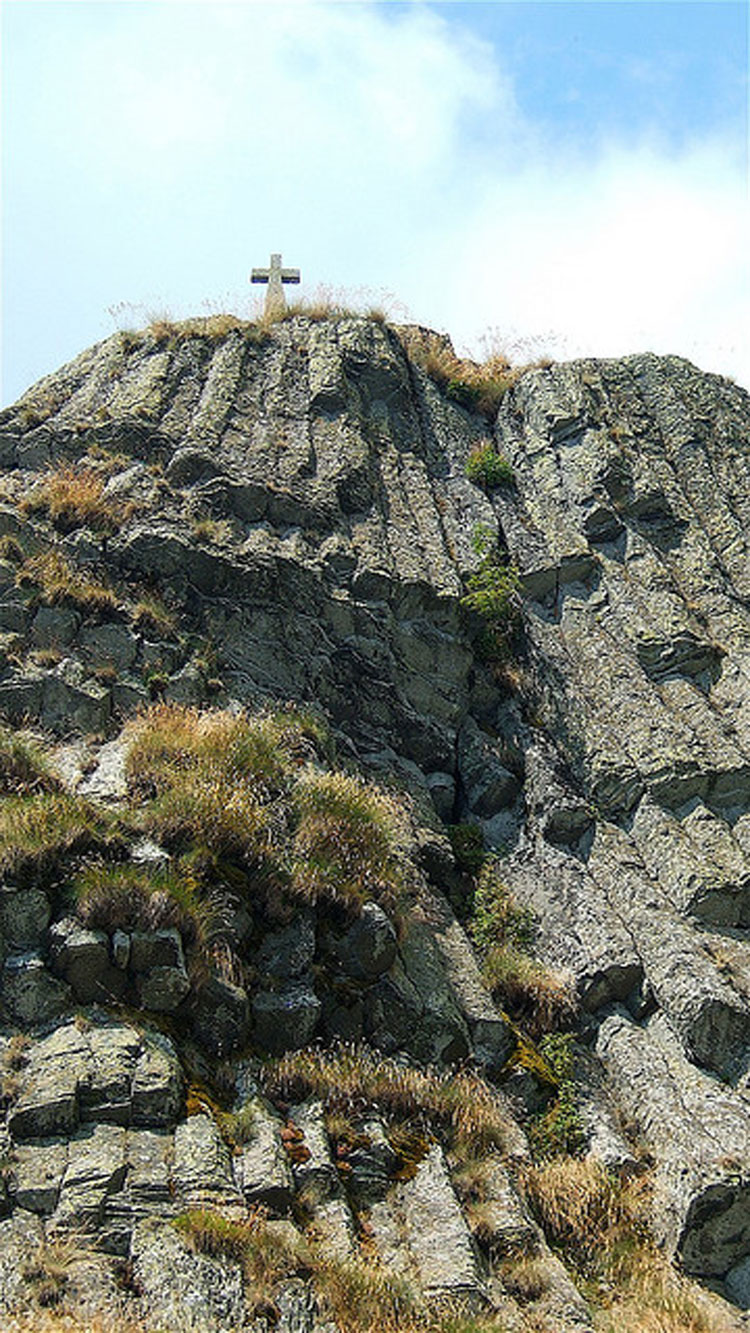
[446,822,486,876]
[528,1034,586,1159]
[465,442,514,491]
[460,526,521,660]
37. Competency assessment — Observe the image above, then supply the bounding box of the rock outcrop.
[1,314,750,1329]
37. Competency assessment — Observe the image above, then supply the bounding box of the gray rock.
[130,927,185,973]
[369,1144,485,1307]
[255,909,316,981]
[131,1031,184,1128]
[30,604,79,648]
[173,1114,242,1209]
[1,951,71,1026]
[726,1255,750,1309]
[597,1007,750,1276]
[457,715,520,817]
[11,1138,69,1214]
[50,1122,127,1234]
[192,974,250,1055]
[233,1096,294,1213]
[137,963,191,1013]
[131,1218,247,1333]
[79,622,138,671]
[0,887,50,950]
[49,918,126,1005]
[8,1023,90,1139]
[287,1100,339,1201]
[252,983,321,1055]
[331,901,397,981]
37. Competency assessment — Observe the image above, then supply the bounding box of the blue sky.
[2,1,748,405]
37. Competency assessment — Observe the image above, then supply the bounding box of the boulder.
[330,902,397,981]
[1,952,71,1026]
[252,983,321,1055]
[49,918,126,1005]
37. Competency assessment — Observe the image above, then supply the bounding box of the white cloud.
[3,1,748,402]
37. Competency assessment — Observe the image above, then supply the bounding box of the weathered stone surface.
[137,962,191,1013]
[173,1114,242,1209]
[255,910,316,981]
[131,1031,184,1128]
[192,973,250,1056]
[51,1122,127,1234]
[597,1008,750,1276]
[287,1100,339,1200]
[49,918,126,1005]
[0,888,50,949]
[1,951,71,1026]
[329,901,397,981]
[252,983,322,1055]
[132,1218,247,1333]
[369,1144,484,1306]
[10,1138,68,1214]
[233,1097,294,1213]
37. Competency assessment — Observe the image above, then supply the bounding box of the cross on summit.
[251,253,300,318]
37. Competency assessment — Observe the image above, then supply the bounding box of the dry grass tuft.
[20,463,128,534]
[264,1043,514,1156]
[18,549,118,613]
[291,769,406,911]
[72,859,227,951]
[0,724,60,796]
[0,792,119,880]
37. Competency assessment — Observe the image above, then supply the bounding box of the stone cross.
[251,253,301,318]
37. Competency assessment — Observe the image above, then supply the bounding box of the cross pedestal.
[251,253,301,318]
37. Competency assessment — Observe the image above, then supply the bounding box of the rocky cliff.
[0,313,750,1331]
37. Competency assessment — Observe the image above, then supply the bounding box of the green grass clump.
[460,525,520,661]
[0,792,118,881]
[446,822,486,877]
[0,725,59,796]
[470,860,575,1039]
[18,549,118,614]
[465,442,514,491]
[291,769,406,911]
[528,1033,586,1159]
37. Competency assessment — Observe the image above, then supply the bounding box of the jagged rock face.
[3,319,750,1317]
[0,319,495,790]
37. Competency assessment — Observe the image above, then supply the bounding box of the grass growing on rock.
[18,549,118,614]
[0,724,60,796]
[0,792,119,882]
[20,463,128,535]
[71,859,225,951]
[291,769,406,911]
[470,860,575,1038]
[264,1042,514,1156]
[123,702,406,916]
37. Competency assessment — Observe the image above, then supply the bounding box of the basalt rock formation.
[0,315,750,1330]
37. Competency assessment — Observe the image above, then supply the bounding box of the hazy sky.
[2,0,748,405]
